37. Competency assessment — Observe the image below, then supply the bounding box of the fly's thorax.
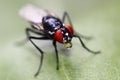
[42,16,63,31]
[42,16,63,37]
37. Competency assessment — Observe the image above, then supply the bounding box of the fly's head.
[54,25,74,48]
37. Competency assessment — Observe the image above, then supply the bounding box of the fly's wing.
[19,4,58,30]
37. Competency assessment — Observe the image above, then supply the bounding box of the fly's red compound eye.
[54,30,63,43]
[65,25,74,36]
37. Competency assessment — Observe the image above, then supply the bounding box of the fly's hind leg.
[26,28,49,77]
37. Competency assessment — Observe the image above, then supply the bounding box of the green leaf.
[0,0,120,80]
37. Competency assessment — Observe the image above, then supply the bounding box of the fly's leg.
[25,27,45,43]
[62,12,92,40]
[73,35,100,54]
[26,28,49,77]
[52,40,59,70]
[62,12,73,28]
[16,26,45,46]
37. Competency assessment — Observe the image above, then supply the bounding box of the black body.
[42,16,72,43]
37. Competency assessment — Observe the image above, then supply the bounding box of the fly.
[19,4,100,77]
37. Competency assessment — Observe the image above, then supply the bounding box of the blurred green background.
[0,0,120,80]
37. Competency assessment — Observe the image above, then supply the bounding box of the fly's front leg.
[52,40,59,70]
[62,12,92,40]
[73,34,101,54]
